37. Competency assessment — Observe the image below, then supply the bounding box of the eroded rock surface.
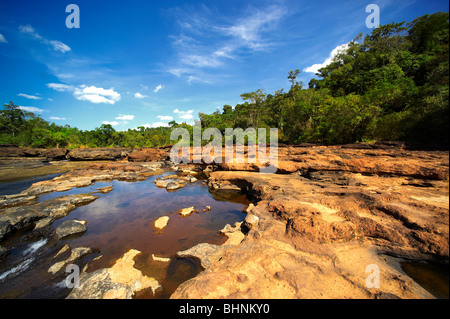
[67,249,161,299]
[171,146,449,299]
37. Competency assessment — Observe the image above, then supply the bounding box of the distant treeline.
[1,12,448,149]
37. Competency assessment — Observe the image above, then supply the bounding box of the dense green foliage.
[1,12,448,149]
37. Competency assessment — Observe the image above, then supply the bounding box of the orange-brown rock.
[171,147,449,299]
[127,148,168,162]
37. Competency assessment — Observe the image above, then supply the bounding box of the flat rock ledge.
[171,147,449,299]
[67,249,161,299]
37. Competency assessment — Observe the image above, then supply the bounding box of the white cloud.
[18,106,46,114]
[19,25,42,39]
[174,109,194,120]
[153,84,164,93]
[137,122,169,129]
[304,43,350,74]
[168,4,287,83]
[179,113,194,120]
[47,83,121,104]
[49,40,71,53]
[221,6,286,50]
[0,33,7,43]
[18,93,42,100]
[116,114,135,121]
[47,83,74,92]
[157,115,173,121]
[102,121,119,126]
[19,24,71,53]
[49,116,67,120]
[134,92,147,99]
[150,122,170,128]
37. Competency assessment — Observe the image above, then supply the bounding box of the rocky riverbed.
[0,144,448,299]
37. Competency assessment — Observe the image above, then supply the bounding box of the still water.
[0,171,250,298]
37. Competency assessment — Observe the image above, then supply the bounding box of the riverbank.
[0,144,448,298]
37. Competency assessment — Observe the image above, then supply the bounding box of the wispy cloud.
[49,116,67,120]
[303,43,350,74]
[134,92,147,99]
[153,84,164,93]
[19,25,71,53]
[0,33,7,43]
[157,115,173,121]
[18,106,46,114]
[17,93,42,100]
[116,114,135,120]
[168,3,288,83]
[219,5,287,50]
[102,121,119,126]
[47,83,121,104]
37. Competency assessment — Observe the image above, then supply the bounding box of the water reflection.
[0,171,249,298]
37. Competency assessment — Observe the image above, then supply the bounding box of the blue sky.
[0,0,448,130]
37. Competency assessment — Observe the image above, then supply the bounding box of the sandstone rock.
[0,194,37,209]
[176,243,226,269]
[171,151,449,299]
[243,213,259,230]
[127,148,167,162]
[178,207,195,217]
[0,147,68,160]
[0,193,97,241]
[33,217,54,230]
[97,186,113,194]
[68,249,161,299]
[67,268,132,299]
[67,148,131,161]
[41,148,68,160]
[166,182,181,190]
[154,216,170,230]
[154,179,169,188]
[48,247,92,274]
[54,244,70,259]
[54,220,87,240]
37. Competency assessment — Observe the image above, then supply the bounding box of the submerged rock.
[54,220,87,240]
